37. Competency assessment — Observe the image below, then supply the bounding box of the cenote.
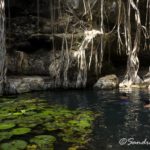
[0,0,150,150]
[0,89,150,150]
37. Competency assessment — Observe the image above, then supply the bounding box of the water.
[29,89,150,150]
[0,89,150,150]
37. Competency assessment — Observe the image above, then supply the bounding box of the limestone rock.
[94,74,119,90]
[5,76,53,94]
[5,76,79,94]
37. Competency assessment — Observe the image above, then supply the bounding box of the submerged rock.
[94,74,119,90]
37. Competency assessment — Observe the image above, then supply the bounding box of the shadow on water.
[1,89,150,150]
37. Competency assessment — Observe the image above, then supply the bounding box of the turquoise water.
[0,89,150,150]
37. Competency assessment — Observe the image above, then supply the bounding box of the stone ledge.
[5,76,77,94]
[5,76,54,94]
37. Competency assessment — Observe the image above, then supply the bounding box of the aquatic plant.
[11,128,31,135]
[58,111,95,145]
[0,123,15,130]
[30,135,56,150]
[0,97,98,149]
[0,132,12,142]
[0,140,27,150]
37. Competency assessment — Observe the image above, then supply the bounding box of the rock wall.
[4,0,150,93]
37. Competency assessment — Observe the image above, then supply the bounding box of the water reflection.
[13,89,150,150]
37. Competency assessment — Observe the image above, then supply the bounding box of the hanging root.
[117,0,123,54]
[0,0,6,95]
[119,0,143,88]
[75,29,103,88]
[47,0,149,89]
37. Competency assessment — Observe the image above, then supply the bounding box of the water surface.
[1,89,150,150]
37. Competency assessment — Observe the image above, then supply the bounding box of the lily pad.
[0,132,12,141]
[78,120,91,128]
[0,140,27,150]
[0,97,97,149]
[0,123,15,130]
[44,123,57,131]
[18,123,37,128]
[16,116,41,128]
[11,128,31,135]
[30,135,56,150]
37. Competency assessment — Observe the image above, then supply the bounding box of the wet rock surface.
[5,76,53,94]
[94,74,119,90]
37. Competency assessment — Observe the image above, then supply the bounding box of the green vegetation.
[0,132,13,142]
[11,128,31,135]
[30,135,56,150]
[0,123,15,130]
[0,140,27,150]
[0,97,99,149]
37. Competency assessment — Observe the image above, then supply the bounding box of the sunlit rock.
[93,74,119,90]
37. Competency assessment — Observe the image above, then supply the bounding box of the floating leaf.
[0,132,12,141]
[0,123,15,130]
[0,140,27,150]
[11,128,31,135]
[30,135,56,150]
